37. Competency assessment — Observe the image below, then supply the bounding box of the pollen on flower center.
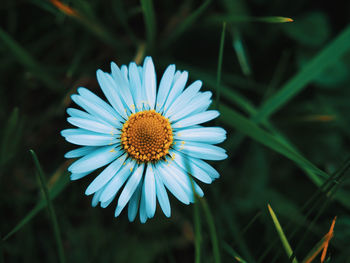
[121,110,173,162]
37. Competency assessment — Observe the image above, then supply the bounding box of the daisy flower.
[61,56,227,223]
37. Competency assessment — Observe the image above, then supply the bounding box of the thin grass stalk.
[30,150,66,263]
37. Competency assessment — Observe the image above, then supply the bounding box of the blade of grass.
[30,150,66,263]
[3,163,69,241]
[268,204,298,263]
[216,22,226,110]
[209,15,293,24]
[222,242,247,263]
[231,28,252,76]
[161,0,211,47]
[0,27,61,91]
[200,198,221,263]
[254,25,350,122]
[220,104,328,183]
[140,0,156,51]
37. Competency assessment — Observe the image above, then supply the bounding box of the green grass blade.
[209,15,293,24]
[220,104,328,184]
[200,198,221,263]
[29,150,66,263]
[255,25,350,122]
[222,242,247,263]
[268,204,298,263]
[161,0,211,47]
[140,0,156,50]
[0,27,60,91]
[216,22,226,109]
[231,28,252,76]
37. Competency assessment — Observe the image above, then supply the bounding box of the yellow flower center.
[121,110,173,162]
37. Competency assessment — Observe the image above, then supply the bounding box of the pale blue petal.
[164,160,204,202]
[190,157,220,179]
[128,182,142,222]
[128,62,143,111]
[153,166,171,217]
[172,110,219,128]
[77,87,123,121]
[70,172,90,181]
[111,62,135,112]
[100,194,116,208]
[68,145,122,174]
[174,127,226,144]
[169,150,212,184]
[120,65,128,81]
[169,91,212,122]
[139,185,148,223]
[99,159,136,202]
[71,94,121,127]
[115,163,144,217]
[67,117,118,134]
[61,128,119,146]
[67,108,100,122]
[165,80,202,117]
[91,187,105,207]
[155,64,175,112]
[173,141,227,160]
[85,154,127,195]
[144,165,156,218]
[158,162,190,204]
[64,146,95,158]
[142,57,156,109]
[96,70,128,118]
[162,71,188,113]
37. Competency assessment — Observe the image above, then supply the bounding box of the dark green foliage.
[1,0,350,262]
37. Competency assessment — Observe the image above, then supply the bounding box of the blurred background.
[1,0,350,262]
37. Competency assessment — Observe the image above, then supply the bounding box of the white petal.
[91,187,105,207]
[173,141,227,160]
[139,185,148,223]
[71,94,121,127]
[190,157,220,179]
[64,146,95,158]
[115,164,145,217]
[157,162,190,204]
[164,160,204,201]
[99,159,136,202]
[169,91,212,122]
[128,183,142,222]
[68,145,122,174]
[144,165,156,218]
[70,172,90,181]
[172,110,219,128]
[111,62,135,112]
[128,62,143,111]
[154,166,171,217]
[174,127,226,144]
[61,128,119,146]
[142,57,156,109]
[67,117,118,134]
[96,70,128,118]
[165,80,202,117]
[85,154,127,195]
[155,64,175,112]
[162,71,188,113]
[170,150,212,184]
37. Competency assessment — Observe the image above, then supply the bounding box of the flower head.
[61,57,227,223]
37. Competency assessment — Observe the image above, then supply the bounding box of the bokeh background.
[2,0,350,262]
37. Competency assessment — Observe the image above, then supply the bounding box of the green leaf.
[141,0,156,50]
[3,163,69,241]
[30,150,66,263]
[255,25,350,122]
[268,204,298,263]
